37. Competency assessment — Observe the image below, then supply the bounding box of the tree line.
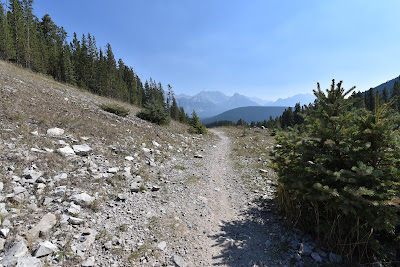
[0,0,190,124]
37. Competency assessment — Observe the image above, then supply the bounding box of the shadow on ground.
[209,198,298,267]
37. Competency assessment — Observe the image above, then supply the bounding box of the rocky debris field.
[0,61,343,266]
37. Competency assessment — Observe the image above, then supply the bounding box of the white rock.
[142,147,151,153]
[107,167,119,173]
[30,131,39,136]
[152,141,160,147]
[67,203,81,215]
[0,240,28,266]
[0,228,10,238]
[53,173,67,181]
[13,187,26,195]
[125,156,134,161]
[70,193,94,206]
[27,213,57,241]
[16,256,41,267]
[57,146,75,156]
[72,144,92,156]
[47,128,64,136]
[22,169,43,181]
[157,241,167,251]
[34,241,58,257]
[0,203,8,216]
[56,140,67,145]
[53,186,66,197]
[172,255,187,267]
[82,257,95,267]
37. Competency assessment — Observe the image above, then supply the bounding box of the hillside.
[370,75,400,95]
[201,106,288,124]
[0,61,336,266]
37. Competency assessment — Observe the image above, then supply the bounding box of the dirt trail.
[177,129,269,266]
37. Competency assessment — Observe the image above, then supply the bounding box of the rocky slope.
[0,61,343,266]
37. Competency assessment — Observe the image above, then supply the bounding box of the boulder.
[72,144,92,156]
[311,252,322,263]
[70,193,94,206]
[33,241,58,257]
[0,240,29,267]
[26,213,57,241]
[57,146,75,156]
[16,256,41,267]
[47,128,64,136]
[46,127,64,136]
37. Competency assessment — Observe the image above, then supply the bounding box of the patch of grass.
[185,175,201,185]
[173,165,186,170]
[99,103,129,117]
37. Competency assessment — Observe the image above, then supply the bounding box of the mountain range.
[175,91,315,118]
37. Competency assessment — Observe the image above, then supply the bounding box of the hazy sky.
[32,0,400,100]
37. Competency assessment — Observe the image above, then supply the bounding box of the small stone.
[31,131,39,136]
[298,243,313,256]
[26,213,57,242]
[172,255,187,267]
[142,147,151,153]
[130,183,140,193]
[53,186,67,197]
[0,228,10,238]
[68,216,84,225]
[57,146,75,156]
[54,173,67,181]
[329,252,342,263]
[194,154,203,158]
[152,141,160,147]
[311,252,322,263]
[104,241,112,250]
[259,169,268,174]
[82,257,95,267]
[0,240,28,266]
[125,156,134,161]
[13,186,26,195]
[0,238,5,250]
[68,202,81,215]
[72,144,92,156]
[117,194,128,201]
[22,169,43,181]
[16,256,41,267]
[47,128,64,136]
[0,203,8,216]
[33,241,58,257]
[157,241,166,251]
[151,185,161,192]
[107,167,119,173]
[43,197,53,206]
[70,193,94,206]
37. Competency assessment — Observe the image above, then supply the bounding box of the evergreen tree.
[364,88,375,111]
[381,87,389,104]
[8,0,24,63]
[391,80,400,112]
[189,110,207,134]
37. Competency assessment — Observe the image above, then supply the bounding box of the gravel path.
[165,129,284,266]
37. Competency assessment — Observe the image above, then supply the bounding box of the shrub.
[189,110,207,134]
[271,80,400,263]
[99,103,129,117]
[136,101,170,125]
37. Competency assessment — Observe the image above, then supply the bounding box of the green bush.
[99,103,130,117]
[271,80,400,263]
[136,102,170,125]
[189,110,207,134]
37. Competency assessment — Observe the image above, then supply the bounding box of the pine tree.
[0,1,12,60]
[381,87,389,104]
[391,80,400,112]
[189,110,207,134]
[8,0,24,64]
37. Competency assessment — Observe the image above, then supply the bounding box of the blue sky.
[32,0,400,100]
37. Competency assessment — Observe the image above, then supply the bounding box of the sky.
[32,0,400,101]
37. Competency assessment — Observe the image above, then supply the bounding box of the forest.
[0,0,189,124]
